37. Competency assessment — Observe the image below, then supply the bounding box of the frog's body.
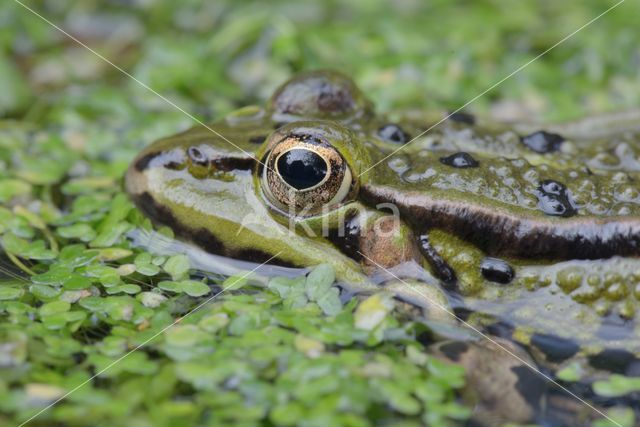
[127,70,640,425]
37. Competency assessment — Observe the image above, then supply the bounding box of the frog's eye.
[262,134,353,215]
[276,149,328,190]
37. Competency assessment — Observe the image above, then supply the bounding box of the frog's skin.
[127,70,640,424]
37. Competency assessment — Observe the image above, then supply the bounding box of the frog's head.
[126,97,406,285]
[124,70,481,287]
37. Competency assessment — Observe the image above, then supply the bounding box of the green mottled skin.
[127,70,640,368]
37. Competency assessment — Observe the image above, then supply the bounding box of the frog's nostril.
[188,147,207,164]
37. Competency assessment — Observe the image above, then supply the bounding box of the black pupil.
[277,148,328,190]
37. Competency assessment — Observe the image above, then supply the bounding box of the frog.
[126,70,640,425]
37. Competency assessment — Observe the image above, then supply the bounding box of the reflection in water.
[128,228,309,285]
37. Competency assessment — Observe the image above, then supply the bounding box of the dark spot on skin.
[521,130,565,153]
[511,366,546,412]
[438,341,469,362]
[249,135,266,144]
[439,152,479,168]
[588,349,638,374]
[447,111,476,125]
[537,198,570,215]
[480,257,514,284]
[134,152,159,172]
[540,180,565,196]
[418,234,457,288]
[378,124,410,144]
[165,162,183,170]
[486,321,515,339]
[536,179,577,217]
[211,157,254,172]
[453,307,473,322]
[326,214,362,261]
[530,333,579,363]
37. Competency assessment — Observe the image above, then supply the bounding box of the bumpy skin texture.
[127,71,640,420]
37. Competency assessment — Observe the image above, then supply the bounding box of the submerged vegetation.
[1,1,639,426]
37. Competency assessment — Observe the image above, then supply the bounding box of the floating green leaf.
[0,285,23,300]
[305,264,335,301]
[0,179,31,202]
[163,255,190,281]
[57,224,97,242]
[593,375,640,397]
[179,280,210,297]
[39,300,71,317]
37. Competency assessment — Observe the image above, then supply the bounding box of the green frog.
[126,70,640,425]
